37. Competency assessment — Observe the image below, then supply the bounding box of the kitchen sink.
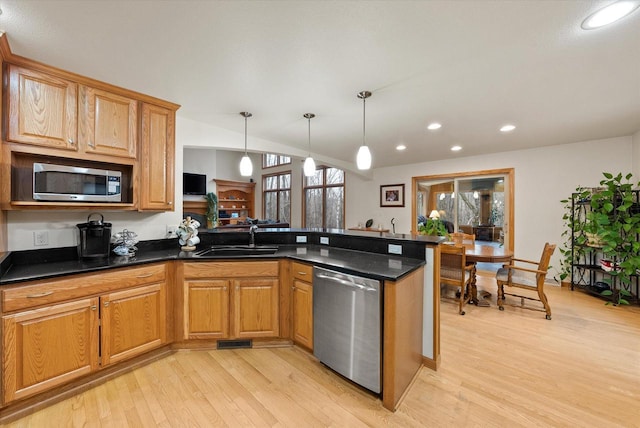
[194,245,279,257]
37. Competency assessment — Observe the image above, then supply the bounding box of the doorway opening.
[412,168,514,254]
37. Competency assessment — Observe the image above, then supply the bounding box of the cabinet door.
[6,64,78,150]
[185,279,230,339]
[2,297,99,404]
[139,103,175,211]
[232,278,279,338]
[79,85,137,158]
[292,279,313,350]
[101,282,166,366]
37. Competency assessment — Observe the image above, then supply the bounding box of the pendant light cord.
[244,116,248,155]
[308,117,311,156]
[362,96,366,147]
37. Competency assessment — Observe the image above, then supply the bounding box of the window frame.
[262,153,292,169]
[262,170,292,223]
[302,166,345,229]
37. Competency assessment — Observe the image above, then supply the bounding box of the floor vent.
[217,339,252,350]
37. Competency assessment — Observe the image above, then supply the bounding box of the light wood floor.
[3,273,639,427]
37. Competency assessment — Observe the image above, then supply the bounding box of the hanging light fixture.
[239,112,253,177]
[356,90,372,170]
[303,113,316,177]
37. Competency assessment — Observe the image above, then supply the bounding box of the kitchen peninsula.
[0,229,442,422]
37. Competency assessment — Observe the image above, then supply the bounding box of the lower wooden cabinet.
[291,262,313,350]
[182,261,280,340]
[101,283,167,366]
[2,297,100,403]
[185,279,230,339]
[233,278,279,338]
[1,264,169,405]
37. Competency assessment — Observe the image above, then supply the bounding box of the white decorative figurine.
[177,216,201,251]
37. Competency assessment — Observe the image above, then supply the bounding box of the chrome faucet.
[249,224,258,247]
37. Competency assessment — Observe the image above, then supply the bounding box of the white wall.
[346,136,633,279]
[632,130,640,178]
[5,107,637,259]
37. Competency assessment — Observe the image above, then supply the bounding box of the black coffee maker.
[77,213,112,259]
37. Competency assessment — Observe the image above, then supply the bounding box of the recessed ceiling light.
[427,123,442,130]
[396,144,406,151]
[582,1,640,29]
[451,145,462,152]
[500,124,516,132]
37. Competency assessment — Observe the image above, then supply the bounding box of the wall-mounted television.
[183,172,207,195]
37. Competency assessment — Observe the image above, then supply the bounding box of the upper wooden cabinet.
[6,65,78,151]
[1,33,179,211]
[139,103,175,211]
[6,65,138,160]
[78,85,137,159]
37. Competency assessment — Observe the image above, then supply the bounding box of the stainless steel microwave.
[33,163,122,202]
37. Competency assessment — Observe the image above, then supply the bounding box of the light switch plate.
[320,237,329,245]
[296,235,307,243]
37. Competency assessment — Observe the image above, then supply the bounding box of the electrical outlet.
[34,230,49,247]
[320,237,329,245]
[166,225,177,239]
[296,235,307,243]
[388,244,402,255]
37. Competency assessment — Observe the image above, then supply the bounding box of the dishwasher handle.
[315,273,377,292]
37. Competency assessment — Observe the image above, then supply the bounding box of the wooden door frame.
[411,168,514,251]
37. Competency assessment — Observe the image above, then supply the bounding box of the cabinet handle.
[297,271,307,275]
[136,273,154,278]
[104,301,110,307]
[168,201,173,205]
[88,141,95,148]
[68,139,74,145]
[223,286,227,290]
[91,305,97,311]
[236,286,239,291]
[27,291,53,298]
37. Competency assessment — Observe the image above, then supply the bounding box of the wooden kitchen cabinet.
[2,297,100,404]
[0,263,169,405]
[139,102,175,211]
[181,261,280,340]
[233,277,280,338]
[291,261,313,350]
[185,279,230,339]
[101,282,167,366]
[6,64,78,151]
[78,85,137,159]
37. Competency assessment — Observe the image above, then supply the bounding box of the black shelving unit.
[570,191,640,304]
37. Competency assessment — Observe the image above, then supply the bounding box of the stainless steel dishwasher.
[313,266,381,394]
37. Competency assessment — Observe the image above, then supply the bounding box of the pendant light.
[356,90,372,170]
[239,112,253,177]
[303,113,316,177]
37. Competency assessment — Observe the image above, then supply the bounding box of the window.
[262,153,291,169]
[262,171,291,223]
[303,167,345,229]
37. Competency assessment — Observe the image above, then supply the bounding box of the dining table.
[461,243,513,306]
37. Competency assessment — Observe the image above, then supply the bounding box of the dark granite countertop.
[0,236,428,285]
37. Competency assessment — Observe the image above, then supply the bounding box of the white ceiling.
[1,0,639,169]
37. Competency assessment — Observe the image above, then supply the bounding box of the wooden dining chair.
[440,244,475,315]
[449,232,475,248]
[495,242,556,320]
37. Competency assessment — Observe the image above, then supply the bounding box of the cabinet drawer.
[291,262,313,282]
[183,261,279,279]
[1,263,166,313]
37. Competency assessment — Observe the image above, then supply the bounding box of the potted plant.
[557,186,592,285]
[417,217,449,237]
[204,192,218,229]
[587,172,640,305]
